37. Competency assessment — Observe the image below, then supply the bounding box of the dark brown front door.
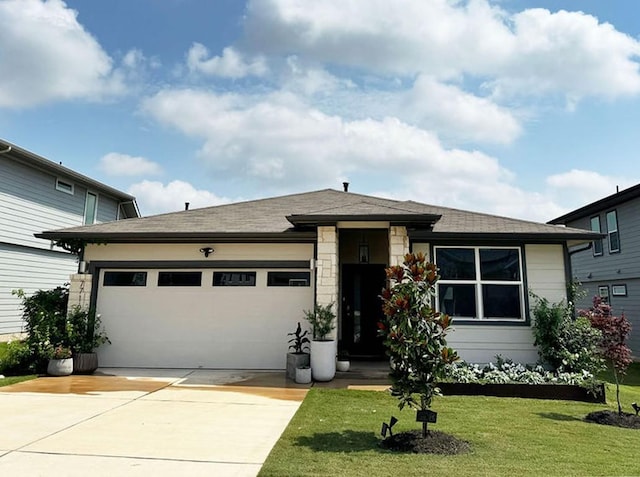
[341,264,387,358]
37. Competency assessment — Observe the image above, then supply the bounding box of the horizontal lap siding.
[0,244,77,334]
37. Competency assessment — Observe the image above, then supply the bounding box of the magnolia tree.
[579,296,632,415]
[380,252,459,437]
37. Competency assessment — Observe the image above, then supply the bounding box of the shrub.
[531,294,603,376]
[0,340,32,376]
[66,306,110,353]
[380,252,459,437]
[304,303,336,341]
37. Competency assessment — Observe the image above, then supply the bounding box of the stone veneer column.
[316,226,338,338]
[68,273,93,311]
[389,226,409,266]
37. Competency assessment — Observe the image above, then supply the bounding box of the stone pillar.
[68,274,93,311]
[389,226,409,266]
[316,226,339,338]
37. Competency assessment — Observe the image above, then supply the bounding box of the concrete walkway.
[0,369,309,476]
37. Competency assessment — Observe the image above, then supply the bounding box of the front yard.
[260,364,640,477]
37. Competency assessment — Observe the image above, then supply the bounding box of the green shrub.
[0,340,32,376]
[531,294,603,375]
[66,306,110,353]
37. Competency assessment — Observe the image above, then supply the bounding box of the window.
[84,192,98,225]
[590,216,603,256]
[104,271,147,287]
[158,271,202,287]
[267,271,310,287]
[598,285,610,304]
[213,272,256,287]
[606,210,620,253]
[435,247,524,321]
[612,284,627,297]
[55,178,74,195]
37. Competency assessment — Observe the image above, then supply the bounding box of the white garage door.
[96,268,314,369]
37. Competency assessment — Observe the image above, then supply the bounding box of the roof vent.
[343,182,349,192]
[185,202,190,211]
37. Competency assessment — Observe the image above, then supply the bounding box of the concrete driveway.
[0,369,308,476]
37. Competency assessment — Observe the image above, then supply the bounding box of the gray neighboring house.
[0,139,139,338]
[39,188,599,369]
[550,185,640,356]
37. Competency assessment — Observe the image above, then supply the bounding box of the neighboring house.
[550,185,640,355]
[38,187,598,369]
[0,139,139,338]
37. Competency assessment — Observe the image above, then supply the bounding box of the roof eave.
[549,185,640,224]
[409,231,602,243]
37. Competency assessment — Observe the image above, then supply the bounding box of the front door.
[341,264,387,358]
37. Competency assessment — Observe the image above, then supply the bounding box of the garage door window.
[213,272,256,286]
[158,271,202,287]
[104,271,147,287]
[267,271,310,287]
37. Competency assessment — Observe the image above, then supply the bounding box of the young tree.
[579,296,632,415]
[379,252,459,437]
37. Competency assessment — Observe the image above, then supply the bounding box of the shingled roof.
[37,189,598,243]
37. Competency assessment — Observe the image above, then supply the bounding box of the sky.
[1,0,639,221]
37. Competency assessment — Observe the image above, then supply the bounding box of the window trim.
[606,210,620,253]
[598,285,610,304]
[84,191,98,225]
[55,178,74,195]
[612,284,627,297]
[590,215,603,256]
[434,246,525,322]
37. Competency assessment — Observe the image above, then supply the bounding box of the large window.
[435,247,524,321]
[606,210,620,253]
[590,216,603,256]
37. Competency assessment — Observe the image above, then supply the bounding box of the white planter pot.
[336,360,350,372]
[295,367,312,384]
[310,340,336,382]
[47,358,73,376]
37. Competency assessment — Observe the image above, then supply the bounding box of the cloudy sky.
[1,0,639,221]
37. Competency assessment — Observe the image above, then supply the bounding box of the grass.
[0,342,36,387]
[260,364,640,477]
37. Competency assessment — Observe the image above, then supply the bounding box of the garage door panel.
[96,269,314,369]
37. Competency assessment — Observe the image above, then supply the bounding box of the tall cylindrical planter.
[310,340,336,382]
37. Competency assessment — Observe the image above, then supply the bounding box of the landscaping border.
[438,382,606,403]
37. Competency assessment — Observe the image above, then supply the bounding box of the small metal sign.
[416,410,437,423]
[381,416,398,437]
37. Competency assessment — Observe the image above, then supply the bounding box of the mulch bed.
[585,410,640,429]
[380,430,471,455]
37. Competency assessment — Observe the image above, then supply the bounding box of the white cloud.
[186,43,268,78]
[99,152,163,177]
[128,180,230,215]
[546,169,633,212]
[0,0,126,108]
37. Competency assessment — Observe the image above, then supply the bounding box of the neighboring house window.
[267,271,311,287]
[213,272,256,286]
[84,192,98,225]
[435,247,524,321]
[612,284,627,297]
[55,178,74,195]
[590,216,603,256]
[104,271,147,286]
[158,272,202,286]
[606,210,620,253]
[598,285,610,304]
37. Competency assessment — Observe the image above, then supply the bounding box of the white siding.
[0,244,77,334]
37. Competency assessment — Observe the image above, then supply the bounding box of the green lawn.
[260,364,640,477]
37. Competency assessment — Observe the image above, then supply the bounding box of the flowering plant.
[50,345,72,359]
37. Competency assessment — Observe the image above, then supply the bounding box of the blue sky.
[1,0,639,220]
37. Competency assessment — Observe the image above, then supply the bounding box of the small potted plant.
[304,303,337,382]
[286,322,310,380]
[295,365,312,384]
[67,306,110,374]
[337,349,350,372]
[47,345,73,376]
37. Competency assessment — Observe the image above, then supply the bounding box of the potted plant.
[295,365,312,384]
[286,322,310,380]
[47,345,73,376]
[304,303,337,382]
[67,306,110,374]
[337,349,350,372]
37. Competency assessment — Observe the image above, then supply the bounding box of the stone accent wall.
[316,226,338,338]
[68,273,93,311]
[389,226,409,266]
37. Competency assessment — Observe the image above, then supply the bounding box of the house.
[0,139,139,338]
[38,187,599,369]
[549,185,640,356]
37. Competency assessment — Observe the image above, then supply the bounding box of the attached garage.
[95,265,314,369]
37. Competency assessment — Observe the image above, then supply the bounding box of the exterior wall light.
[199,247,214,257]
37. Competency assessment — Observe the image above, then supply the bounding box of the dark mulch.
[584,410,640,429]
[380,430,471,455]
